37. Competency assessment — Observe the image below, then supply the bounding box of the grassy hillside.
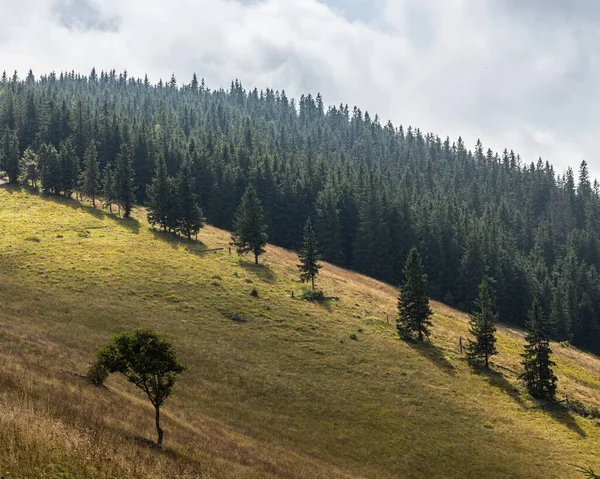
[1,185,600,479]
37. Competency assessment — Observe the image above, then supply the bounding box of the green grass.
[1,185,600,478]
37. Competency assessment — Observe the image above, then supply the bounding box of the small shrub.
[483,421,494,429]
[77,230,91,238]
[357,328,364,333]
[250,287,259,297]
[87,360,108,386]
[25,235,40,242]
[349,333,358,341]
[212,275,222,280]
[301,290,326,302]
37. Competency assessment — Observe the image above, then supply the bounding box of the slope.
[0,185,599,479]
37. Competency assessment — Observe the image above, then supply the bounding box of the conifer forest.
[2,68,600,354]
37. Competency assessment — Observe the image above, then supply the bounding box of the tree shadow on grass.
[32,190,142,233]
[240,260,276,283]
[473,367,527,408]
[544,404,587,438]
[149,229,208,253]
[404,339,456,375]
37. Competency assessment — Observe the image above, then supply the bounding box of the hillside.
[4,72,600,356]
[1,185,600,478]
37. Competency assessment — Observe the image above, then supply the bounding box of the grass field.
[1,185,600,478]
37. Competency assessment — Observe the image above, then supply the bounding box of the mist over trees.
[2,69,600,353]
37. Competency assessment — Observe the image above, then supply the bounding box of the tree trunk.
[255,253,259,265]
[155,405,163,447]
[92,193,96,209]
[311,276,315,291]
[418,330,423,341]
[485,353,489,369]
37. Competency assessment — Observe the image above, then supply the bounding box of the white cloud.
[0,0,597,178]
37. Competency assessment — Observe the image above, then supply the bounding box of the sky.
[0,0,598,178]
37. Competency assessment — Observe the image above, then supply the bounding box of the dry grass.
[1,185,600,478]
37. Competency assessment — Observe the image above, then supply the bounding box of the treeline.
[1,68,600,353]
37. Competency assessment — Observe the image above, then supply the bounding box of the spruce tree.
[20,148,39,188]
[102,162,116,213]
[1,129,20,183]
[80,141,100,207]
[175,161,204,239]
[297,217,322,290]
[397,247,433,341]
[147,157,171,231]
[466,278,498,368]
[38,143,61,194]
[231,184,268,264]
[315,184,343,264]
[114,145,136,217]
[59,139,80,197]
[519,299,557,400]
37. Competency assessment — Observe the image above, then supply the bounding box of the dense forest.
[1,68,600,353]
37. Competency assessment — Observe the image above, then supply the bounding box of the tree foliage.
[297,217,322,290]
[519,299,557,400]
[466,278,498,368]
[231,184,268,264]
[397,247,433,341]
[95,329,185,447]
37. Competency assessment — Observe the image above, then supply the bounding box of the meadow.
[0,185,599,478]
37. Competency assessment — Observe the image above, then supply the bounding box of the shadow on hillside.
[0,183,22,193]
[545,405,587,438]
[240,261,276,283]
[405,340,456,375]
[475,368,526,408]
[29,189,142,233]
[149,229,208,252]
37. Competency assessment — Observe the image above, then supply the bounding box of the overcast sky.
[1,0,598,178]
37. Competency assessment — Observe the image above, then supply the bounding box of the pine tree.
[175,161,204,239]
[102,162,116,213]
[80,141,101,207]
[297,217,322,290]
[315,184,343,264]
[466,278,498,368]
[231,184,268,264]
[397,247,433,341]
[114,145,135,217]
[38,143,61,194]
[20,148,39,187]
[519,299,557,400]
[147,157,171,231]
[59,139,79,197]
[1,129,20,183]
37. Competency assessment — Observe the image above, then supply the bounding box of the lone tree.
[397,247,433,341]
[231,184,268,264]
[80,141,101,208]
[297,217,322,290]
[94,330,185,447]
[519,299,557,400]
[466,278,498,368]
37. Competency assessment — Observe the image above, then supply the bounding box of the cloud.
[0,0,597,178]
